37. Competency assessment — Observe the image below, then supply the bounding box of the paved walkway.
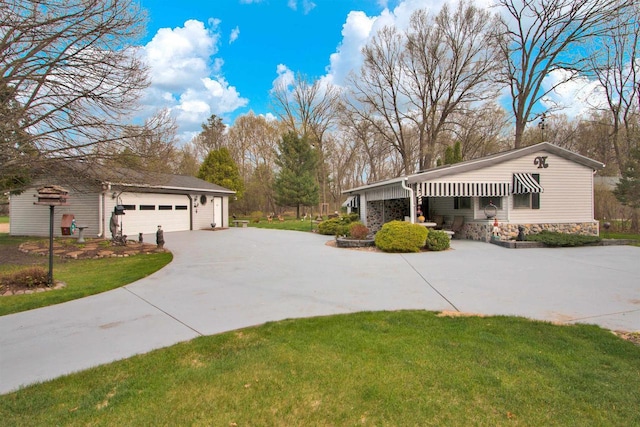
[1,228,639,394]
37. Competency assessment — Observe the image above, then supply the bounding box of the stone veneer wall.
[366,199,410,233]
[461,221,600,242]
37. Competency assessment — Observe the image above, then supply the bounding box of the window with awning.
[512,173,543,194]
[342,195,359,208]
[416,181,510,197]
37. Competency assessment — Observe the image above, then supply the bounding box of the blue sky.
[134,0,598,143]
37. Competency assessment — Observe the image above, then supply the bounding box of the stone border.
[335,237,376,248]
[490,238,635,249]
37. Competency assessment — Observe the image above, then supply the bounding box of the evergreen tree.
[444,141,463,165]
[614,148,640,208]
[274,132,319,218]
[614,147,640,230]
[197,148,244,199]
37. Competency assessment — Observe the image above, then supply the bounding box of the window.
[454,197,471,210]
[512,173,541,210]
[199,195,207,205]
[158,205,172,210]
[175,205,188,210]
[513,193,531,209]
[121,204,135,210]
[480,197,502,209]
[139,205,155,210]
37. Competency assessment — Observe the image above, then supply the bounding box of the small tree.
[614,148,640,230]
[274,132,319,218]
[198,148,244,199]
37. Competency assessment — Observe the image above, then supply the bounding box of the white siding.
[10,184,102,237]
[419,151,595,224]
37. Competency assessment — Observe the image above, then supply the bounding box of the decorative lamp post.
[34,185,70,286]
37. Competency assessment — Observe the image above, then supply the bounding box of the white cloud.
[321,0,602,122]
[229,26,240,44]
[287,0,316,14]
[140,20,248,142]
[540,69,606,118]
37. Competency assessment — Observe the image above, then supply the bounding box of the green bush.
[525,230,602,247]
[375,221,428,253]
[318,217,349,236]
[349,222,370,240]
[425,230,450,251]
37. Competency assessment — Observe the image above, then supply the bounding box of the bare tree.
[497,0,634,148]
[404,1,502,169]
[0,0,149,189]
[116,109,179,173]
[346,25,417,175]
[587,3,640,171]
[448,103,510,161]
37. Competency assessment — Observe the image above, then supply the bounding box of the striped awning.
[417,181,510,198]
[512,173,543,194]
[342,195,359,208]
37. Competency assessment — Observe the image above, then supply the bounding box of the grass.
[0,216,8,224]
[601,231,640,245]
[1,311,639,425]
[0,234,172,316]
[246,218,320,232]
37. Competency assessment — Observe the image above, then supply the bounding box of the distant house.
[9,165,235,238]
[343,142,605,241]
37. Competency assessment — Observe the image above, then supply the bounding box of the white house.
[343,142,605,241]
[9,165,235,238]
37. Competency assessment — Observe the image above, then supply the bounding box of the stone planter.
[336,236,375,248]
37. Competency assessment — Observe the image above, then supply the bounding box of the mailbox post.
[34,185,70,286]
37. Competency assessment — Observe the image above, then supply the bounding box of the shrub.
[346,212,360,222]
[375,221,428,253]
[318,217,348,236]
[525,230,602,247]
[349,222,370,240]
[425,230,450,251]
[0,267,49,289]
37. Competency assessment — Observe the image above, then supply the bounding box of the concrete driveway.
[1,228,639,394]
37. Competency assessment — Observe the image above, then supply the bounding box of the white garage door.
[118,193,190,235]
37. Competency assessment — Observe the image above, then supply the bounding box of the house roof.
[106,170,235,195]
[344,142,605,194]
[31,162,235,195]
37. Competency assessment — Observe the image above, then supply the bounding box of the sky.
[134,0,599,144]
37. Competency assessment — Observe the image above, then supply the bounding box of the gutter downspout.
[187,194,194,230]
[401,178,415,224]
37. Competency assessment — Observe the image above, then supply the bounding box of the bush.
[318,217,349,236]
[425,230,450,251]
[349,222,370,240]
[525,230,602,247]
[0,267,49,289]
[375,221,428,253]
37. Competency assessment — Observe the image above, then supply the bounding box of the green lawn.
[245,217,321,232]
[1,311,638,425]
[0,216,8,224]
[0,233,172,316]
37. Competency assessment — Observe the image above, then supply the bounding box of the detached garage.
[9,166,235,238]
